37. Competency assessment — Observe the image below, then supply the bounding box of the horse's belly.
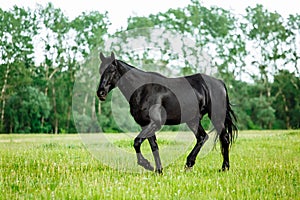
[130,109,151,127]
[165,118,181,125]
[163,100,198,124]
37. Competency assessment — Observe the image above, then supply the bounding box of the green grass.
[0,130,299,199]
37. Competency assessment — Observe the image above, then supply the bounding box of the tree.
[36,4,109,133]
[0,6,37,132]
[5,87,51,133]
[1,3,299,133]
[71,11,109,133]
[272,70,300,129]
[286,14,300,76]
[243,5,291,97]
[36,3,71,133]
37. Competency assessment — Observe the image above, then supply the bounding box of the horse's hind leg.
[185,120,208,168]
[220,128,230,171]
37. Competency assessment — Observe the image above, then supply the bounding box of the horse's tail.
[224,85,238,144]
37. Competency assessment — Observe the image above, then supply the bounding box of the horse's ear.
[111,52,115,61]
[100,52,105,61]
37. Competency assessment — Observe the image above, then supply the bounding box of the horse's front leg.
[134,137,154,171]
[148,135,163,174]
[134,122,162,173]
[133,104,164,173]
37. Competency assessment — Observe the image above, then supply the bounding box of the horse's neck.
[116,60,146,101]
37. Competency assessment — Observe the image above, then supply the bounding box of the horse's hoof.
[221,161,230,171]
[146,165,154,171]
[138,160,154,171]
[142,163,154,171]
[219,167,229,172]
[184,165,193,172]
[155,168,163,174]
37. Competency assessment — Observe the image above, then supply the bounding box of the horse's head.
[97,52,120,101]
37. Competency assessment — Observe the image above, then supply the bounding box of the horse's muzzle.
[97,90,107,101]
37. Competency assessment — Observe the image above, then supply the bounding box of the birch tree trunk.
[52,85,58,134]
[0,64,10,131]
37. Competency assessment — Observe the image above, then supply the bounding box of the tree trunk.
[42,67,59,133]
[0,64,10,131]
[66,105,71,132]
[41,65,49,132]
[40,87,48,132]
[98,100,101,115]
[92,95,96,120]
[281,93,290,129]
[52,85,58,134]
[66,69,74,133]
[83,93,89,115]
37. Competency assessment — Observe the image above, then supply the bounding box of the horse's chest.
[129,99,151,118]
[129,87,157,117]
[129,103,151,126]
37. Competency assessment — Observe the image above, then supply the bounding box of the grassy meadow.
[0,130,299,199]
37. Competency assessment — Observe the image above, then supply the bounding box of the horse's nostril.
[99,91,105,96]
[97,90,106,100]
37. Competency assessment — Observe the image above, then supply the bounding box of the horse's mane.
[117,60,166,78]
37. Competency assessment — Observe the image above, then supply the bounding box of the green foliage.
[127,16,157,29]
[71,10,109,56]
[0,2,299,133]
[97,93,122,133]
[272,70,300,129]
[5,87,51,133]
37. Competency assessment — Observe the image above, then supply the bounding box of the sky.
[1,0,299,33]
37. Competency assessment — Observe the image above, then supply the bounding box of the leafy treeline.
[0,3,109,133]
[0,1,299,133]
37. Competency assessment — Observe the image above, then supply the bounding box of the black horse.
[97,52,237,174]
